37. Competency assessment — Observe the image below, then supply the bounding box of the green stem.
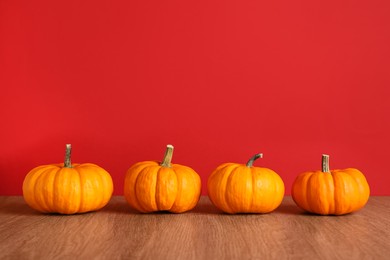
[246,153,263,167]
[161,144,174,167]
[322,154,330,173]
[64,144,72,168]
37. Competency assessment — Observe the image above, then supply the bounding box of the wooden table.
[0,196,389,259]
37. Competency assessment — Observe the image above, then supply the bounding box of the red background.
[1,0,389,195]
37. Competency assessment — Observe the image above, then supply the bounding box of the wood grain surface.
[0,196,389,260]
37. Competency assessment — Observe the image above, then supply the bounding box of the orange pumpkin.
[23,144,113,214]
[291,154,370,215]
[207,153,285,214]
[124,145,201,213]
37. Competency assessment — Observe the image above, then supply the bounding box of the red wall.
[1,0,389,195]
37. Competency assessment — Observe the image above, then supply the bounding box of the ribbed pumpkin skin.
[124,161,201,213]
[291,168,370,215]
[207,163,285,214]
[23,163,113,214]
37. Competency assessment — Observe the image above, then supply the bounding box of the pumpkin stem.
[322,154,330,173]
[64,144,72,168]
[161,144,174,167]
[246,153,263,167]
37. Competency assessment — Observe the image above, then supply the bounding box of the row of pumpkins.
[22,144,370,215]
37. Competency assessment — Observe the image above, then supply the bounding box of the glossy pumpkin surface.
[124,145,201,213]
[207,154,285,214]
[291,154,370,215]
[22,144,113,214]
